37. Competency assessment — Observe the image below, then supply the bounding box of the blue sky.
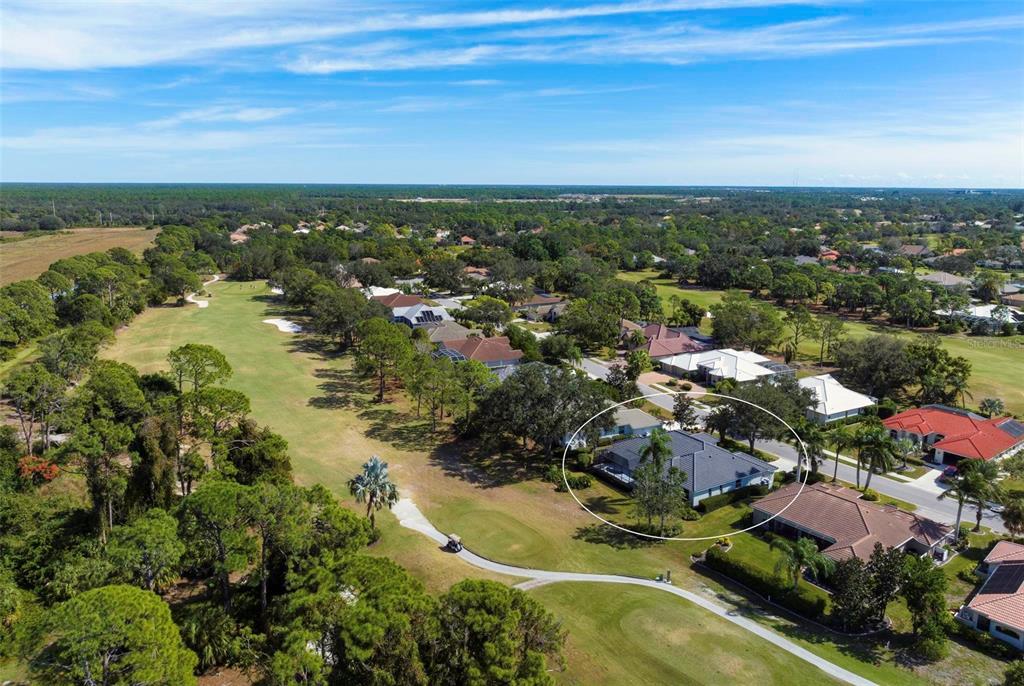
[1,1,1022,187]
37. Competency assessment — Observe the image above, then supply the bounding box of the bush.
[860,489,879,501]
[1005,660,1024,686]
[948,620,1021,660]
[936,321,961,334]
[680,382,693,391]
[697,484,769,513]
[574,450,593,470]
[703,545,827,619]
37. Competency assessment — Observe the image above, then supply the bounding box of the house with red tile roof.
[883,405,1024,465]
[372,292,424,308]
[619,321,706,359]
[957,541,1024,650]
[751,481,952,562]
[435,336,523,371]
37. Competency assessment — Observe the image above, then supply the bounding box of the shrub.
[860,489,879,501]
[544,464,561,483]
[1004,660,1024,686]
[575,450,593,470]
[555,474,592,491]
[679,507,700,521]
[936,321,960,334]
[697,484,769,513]
[703,545,827,619]
[680,382,693,391]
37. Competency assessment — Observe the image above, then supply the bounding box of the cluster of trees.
[835,334,972,404]
[1,225,219,362]
[829,543,950,659]
[0,340,568,684]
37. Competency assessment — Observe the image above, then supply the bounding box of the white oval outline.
[561,389,810,542]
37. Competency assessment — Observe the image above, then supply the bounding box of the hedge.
[697,484,769,513]
[703,545,827,619]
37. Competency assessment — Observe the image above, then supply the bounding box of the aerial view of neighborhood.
[1,1,1022,685]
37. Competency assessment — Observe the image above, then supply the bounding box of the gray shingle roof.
[605,430,776,494]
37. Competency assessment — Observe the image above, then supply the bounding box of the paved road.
[393,499,876,686]
[578,358,1005,533]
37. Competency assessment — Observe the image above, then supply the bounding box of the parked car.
[939,465,958,483]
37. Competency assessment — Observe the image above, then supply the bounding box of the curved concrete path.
[393,499,876,686]
[185,274,221,308]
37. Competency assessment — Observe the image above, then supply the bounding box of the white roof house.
[392,303,453,327]
[660,349,777,383]
[933,303,1024,324]
[798,374,876,423]
[363,286,401,299]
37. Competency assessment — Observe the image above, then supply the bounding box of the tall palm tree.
[348,455,399,531]
[770,536,835,590]
[938,465,983,542]
[855,422,897,491]
[640,428,672,471]
[961,459,1002,532]
[1002,496,1024,538]
[829,424,853,483]
[795,419,825,477]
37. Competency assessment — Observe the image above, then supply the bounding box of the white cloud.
[0,0,822,70]
[144,105,297,129]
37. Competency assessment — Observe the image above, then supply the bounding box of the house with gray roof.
[565,407,662,448]
[600,430,776,506]
[918,271,971,289]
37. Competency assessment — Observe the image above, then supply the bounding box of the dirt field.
[0,227,159,285]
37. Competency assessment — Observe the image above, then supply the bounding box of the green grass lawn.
[531,582,844,686]
[101,279,1009,686]
[617,269,1024,415]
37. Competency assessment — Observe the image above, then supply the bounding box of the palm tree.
[1002,496,1024,538]
[771,536,835,590]
[855,422,897,491]
[961,459,1002,532]
[829,424,853,483]
[348,455,399,531]
[938,465,982,542]
[979,397,1005,418]
[795,419,825,477]
[892,437,917,472]
[640,428,672,470]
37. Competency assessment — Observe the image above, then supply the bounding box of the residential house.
[819,248,841,261]
[956,541,1024,651]
[1002,293,1024,308]
[883,405,1024,465]
[459,235,477,246]
[918,271,972,289]
[899,244,933,258]
[600,430,776,506]
[435,336,523,371]
[933,302,1024,326]
[392,303,453,328]
[462,266,491,282]
[752,481,952,562]
[624,322,706,359]
[513,294,566,322]
[659,348,792,383]
[425,320,480,344]
[566,407,662,448]
[363,286,401,299]
[798,374,876,424]
[372,292,423,308]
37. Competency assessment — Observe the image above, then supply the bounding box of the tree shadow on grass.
[572,523,661,550]
[359,406,438,452]
[308,367,373,411]
[428,439,546,489]
[582,494,631,516]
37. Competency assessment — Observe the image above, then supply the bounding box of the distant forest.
[1,183,1022,232]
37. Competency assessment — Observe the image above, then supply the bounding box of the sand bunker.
[263,318,302,333]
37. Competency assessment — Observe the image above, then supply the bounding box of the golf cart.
[445,534,463,553]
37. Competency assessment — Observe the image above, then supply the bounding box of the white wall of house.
[956,608,1024,651]
[807,407,865,424]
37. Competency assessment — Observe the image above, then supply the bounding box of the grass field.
[618,270,1024,416]
[101,280,1007,685]
[0,226,158,285]
[532,582,843,686]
